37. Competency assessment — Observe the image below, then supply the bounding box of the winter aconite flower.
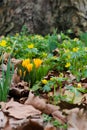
[28,44,34,49]
[42,79,48,84]
[65,62,71,68]
[73,47,79,52]
[33,58,43,68]
[67,54,71,59]
[0,40,7,47]
[74,38,79,42]
[77,83,82,88]
[65,49,70,53]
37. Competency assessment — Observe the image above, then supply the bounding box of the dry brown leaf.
[64,90,82,104]
[2,99,41,119]
[44,123,56,130]
[25,92,65,124]
[1,64,7,72]
[2,53,10,63]
[0,111,8,129]
[82,83,87,89]
[52,111,66,124]
[81,94,87,106]
[9,81,29,99]
[3,113,43,130]
[25,92,46,111]
[11,58,22,68]
[44,104,59,114]
[67,108,87,130]
[12,70,20,83]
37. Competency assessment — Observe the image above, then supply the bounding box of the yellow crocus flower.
[26,63,33,72]
[19,69,22,76]
[22,59,30,67]
[33,58,43,68]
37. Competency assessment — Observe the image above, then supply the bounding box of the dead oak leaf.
[2,99,41,119]
[67,108,87,130]
[25,92,46,111]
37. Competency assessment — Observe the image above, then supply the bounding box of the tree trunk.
[0,0,87,35]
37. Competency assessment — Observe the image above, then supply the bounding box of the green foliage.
[48,30,58,53]
[0,58,14,102]
[42,114,67,129]
[80,32,87,46]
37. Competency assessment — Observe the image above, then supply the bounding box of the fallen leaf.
[9,81,29,99]
[67,108,87,130]
[52,111,66,124]
[2,99,41,119]
[11,58,22,68]
[25,92,46,111]
[44,123,56,130]
[0,111,8,129]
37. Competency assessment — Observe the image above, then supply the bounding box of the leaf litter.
[0,49,87,130]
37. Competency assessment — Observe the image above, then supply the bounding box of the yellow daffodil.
[33,58,43,68]
[42,79,48,84]
[0,40,7,47]
[77,83,82,88]
[65,62,71,68]
[27,63,33,72]
[73,47,79,52]
[28,44,34,49]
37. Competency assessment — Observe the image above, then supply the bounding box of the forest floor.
[0,31,87,130]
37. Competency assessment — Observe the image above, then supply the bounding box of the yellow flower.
[85,47,87,51]
[42,79,48,84]
[22,59,30,67]
[15,33,19,37]
[23,71,26,77]
[28,44,34,49]
[74,38,79,42]
[0,40,7,47]
[59,73,64,78]
[65,49,70,53]
[65,62,71,68]
[35,35,44,40]
[42,52,47,57]
[67,54,71,59]
[33,58,43,68]
[19,69,22,76]
[26,63,33,72]
[73,47,79,52]
[77,83,82,88]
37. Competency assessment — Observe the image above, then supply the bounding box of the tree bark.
[0,0,87,35]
